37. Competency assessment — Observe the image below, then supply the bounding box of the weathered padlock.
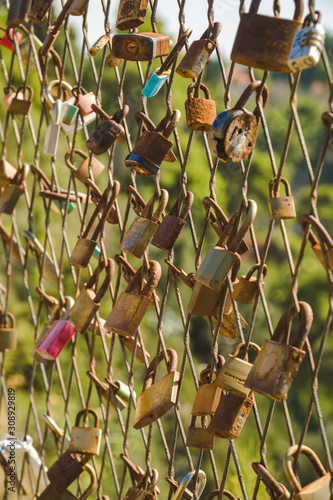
[6,0,32,26]
[206,490,240,500]
[123,468,159,499]
[215,342,260,398]
[186,416,215,450]
[231,0,304,73]
[68,181,120,268]
[284,445,331,499]
[71,85,96,116]
[173,470,207,500]
[88,31,111,57]
[151,191,194,251]
[288,11,325,72]
[44,98,61,156]
[231,263,267,304]
[105,260,161,337]
[68,0,89,15]
[208,391,254,439]
[112,32,170,61]
[28,0,54,22]
[252,461,291,500]
[0,163,29,214]
[47,449,92,493]
[7,85,33,115]
[0,311,17,351]
[37,463,96,499]
[0,156,17,187]
[115,253,158,306]
[208,81,269,162]
[185,83,216,131]
[65,148,105,186]
[191,357,224,416]
[176,22,221,78]
[86,104,129,155]
[69,408,102,455]
[300,214,333,273]
[268,177,296,220]
[3,85,24,111]
[119,190,169,258]
[116,0,149,30]
[125,110,181,175]
[133,348,179,429]
[244,301,313,401]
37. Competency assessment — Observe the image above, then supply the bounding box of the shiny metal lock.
[105,260,161,338]
[288,11,325,72]
[7,84,33,115]
[0,311,17,351]
[69,408,102,455]
[208,391,254,439]
[119,189,169,258]
[244,301,313,401]
[172,469,206,500]
[116,0,149,30]
[206,490,241,500]
[65,148,105,186]
[133,348,179,429]
[44,98,61,156]
[300,214,333,273]
[47,450,92,494]
[112,32,170,61]
[191,357,224,416]
[6,0,32,27]
[72,85,96,116]
[28,0,53,22]
[186,416,215,450]
[3,85,24,111]
[185,83,216,131]
[88,31,111,57]
[68,0,89,15]
[86,104,129,155]
[208,81,269,162]
[176,22,221,78]
[123,469,159,499]
[231,263,267,304]
[37,463,96,499]
[284,445,331,499]
[252,461,291,500]
[268,177,296,220]
[0,163,29,214]
[0,28,22,51]
[231,0,304,73]
[0,157,17,187]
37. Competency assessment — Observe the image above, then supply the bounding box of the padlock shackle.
[91,103,111,120]
[164,259,196,288]
[3,85,17,95]
[271,301,313,349]
[157,27,192,74]
[245,263,268,281]
[135,111,156,132]
[65,148,90,174]
[303,10,322,26]
[124,184,146,215]
[200,355,225,384]
[30,163,52,190]
[200,21,222,43]
[321,111,333,128]
[74,407,100,429]
[71,84,89,99]
[187,82,212,101]
[13,163,30,185]
[173,469,207,500]
[269,176,292,198]
[251,462,287,498]
[300,214,333,250]
[205,489,239,500]
[228,200,257,253]
[234,81,269,111]
[283,444,328,494]
[84,258,115,303]
[44,79,73,107]
[169,191,194,219]
[80,463,97,500]
[137,468,159,493]
[163,109,181,138]
[248,0,303,22]
[143,348,178,391]
[0,311,15,329]
[232,341,261,358]
[142,189,169,222]
[14,84,34,101]
[114,254,136,282]
[112,104,130,124]
[125,260,161,297]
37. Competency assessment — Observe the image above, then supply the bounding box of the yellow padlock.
[68,408,102,456]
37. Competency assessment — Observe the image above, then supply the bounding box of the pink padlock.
[72,85,96,117]
[0,28,22,51]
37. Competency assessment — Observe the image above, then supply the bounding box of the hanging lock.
[88,31,111,57]
[0,311,17,351]
[71,85,96,116]
[105,49,123,67]
[65,148,105,186]
[172,470,206,500]
[300,214,333,273]
[28,0,54,22]
[3,85,23,111]
[186,416,215,450]
[0,163,29,215]
[7,85,33,115]
[252,461,291,500]
[112,31,171,61]
[69,408,102,455]
[86,104,129,155]
[208,390,254,439]
[288,11,325,72]
[68,0,89,16]
[231,263,267,304]
[268,177,296,220]
[123,468,159,499]
[0,156,17,187]
[37,463,96,499]
[6,0,32,27]
[47,450,93,494]
[185,83,216,132]
[22,229,58,282]
[116,0,149,30]
[191,357,224,416]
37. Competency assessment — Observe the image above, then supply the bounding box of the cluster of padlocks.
[0,0,333,498]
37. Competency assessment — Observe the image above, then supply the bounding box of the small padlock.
[231,263,267,304]
[268,177,296,220]
[0,311,17,351]
[173,470,207,500]
[252,462,291,500]
[123,469,159,499]
[284,445,331,499]
[3,85,24,111]
[37,463,96,499]
[208,391,254,439]
[88,31,111,57]
[65,148,105,186]
[0,28,22,51]
[28,0,54,22]
[7,84,33,115]
[69,408,102,455]
[68,0,89,15]
[0,157,17,187]
[71,85,96,116]
[116,0,149,30]
[44,98,61,156]
[186,416,215,450]
[151,191,194,251]
[208,81,269,162]
[176,22,221,78]
[86,104,129,155]
[300,214,333,273]
[0,163,29,214]
[47,450,92,494]
[112,32,170,61]
[244,301,313,401]
[119,189,169,258]
[191,356,224,416]
[105,49,123,67]
[288,11,325,72]
[6,0,32,27]
[185,83,216,131]
[231,0,304,73]
[133,348,179,429]
[105,260,161,337]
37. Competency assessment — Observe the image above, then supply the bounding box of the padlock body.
[208,393,254,439]
[68,0,89,15]
[70,288,99,333]
[0,327,17,351]
[43,123,60,156]
[86,120,123,155]
[77,92,96,116]
[288,24,325,72]
[141,69,171,98]
[112,32,170,61]
[0,160,17,187]
[123,487,155,499]
[191,383,222,416]
[119,217,158,258]
[28,0,53,22]
[0,184,24,214]
[69,426,102,455]
[6,0,32,26]
[8,97,32,115]
[74,156,105,185]
[116,0,149,30]
[50,97,96,135]
[176,39,215,78]
[292,473,331,499]
[244,339,305,401]
[127,131,173,169]
[104,292,151,337]
[187,280,228,316]
[68,237,97,268]
[311,243,333,273]
[125,153,160,176]
[269,196,296,220]
[231,276,262,304]
[186,426,215,450]
[185,95,216,131]
[151,214,186,251]
[47,450,85,493]
[195,246,238,291]
[204,309,248,339]
[4,91,24,110]
[215,355,252,398]
[34,320,77,360]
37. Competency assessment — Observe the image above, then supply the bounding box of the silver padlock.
[44,99,61,156]
[288,11,325,72]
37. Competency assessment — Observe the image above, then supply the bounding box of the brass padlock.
[151,191,194,251]
[105,49,123,67]
[252,461,291,500]
[268,177,296,220]
[28,0,54,22]
[123,468,159,499]
[133,348,179,429]
[69,408,102,456]
[176,22,221,78]
[0,163,29,215]
[68,0,89,16]
[65,148,105,186]
[185,83,216,131]
[173,470,207,500]
[0,311,17,351]
[206,490,241,500]
[191,357,224,416]
[231,0,304,73]
[231,263,267,304]
[47,450,92,494]
[7,84,33,115]
[284,445,331,499]
[300,214,333,273]
[119,189,169,258]
[186,416,215,450]
[208,81,269,162]
[0,156,17,187]
[208,391,254,439]
[116,0,149,30]
[112,32,170,61]
[37,463,96,499]
[71,85,96,116]
[105,260,161,337]
[244,301,313,401]
[6,0,32,27]
[3,85,24,111]
[86,104,129,155]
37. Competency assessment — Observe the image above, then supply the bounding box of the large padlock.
[71,85,96,116]
[0,163,29,214]
[0,311,17,351]
[151,191,194,251]
[185,83,216,131]
[112,32,170,61]
[7,84,33,115]
[37,463,96,499]
[186,416,215,450]
[28,0,54,22]
[44,98,61,156]
[0,157,17,187]
[86,104,129,155]
[252,461,291,500]
[119,190,169,258]
[176,22,221,78]
[208,391,254,439]
[300,214,333,273]
[191,357,224,416]
[116,0,149,30]
[68,0,89,15]
[68,181,120,268]
[133,348,179,429]
[46,449,92,494]
[206,490,241,500]
[231,0,304,73]
[65,148,105,186]
[172,470,207,500]
[231,263,267,304]
[268,177,296,220]
[125,110,181,176]
[6,0,32,26]
[208,81,269,162]
[284,445,331,499]
[215,342,260,398]
[288,11,325,72]
[69,408,102,455]
[244,301,313,401]
[123,469,159,499]
[195,199,257,290]
[105,260,161,337]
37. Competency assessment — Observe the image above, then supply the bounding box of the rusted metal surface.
[112,32,170,61]
[116,0,149,30]
[208,393,254,440]
[268,177,296,220]
[185,83,216,131]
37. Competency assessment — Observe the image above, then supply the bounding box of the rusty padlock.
[0,311,17,351]
[115,253,158,306]
[119,189,169,258]
[123,469,159,499]
[47,449,92,493]
[208,391,254,439]
[252,462,291,499]
[116,0,149,30]
[300,214,333,273]
[112,31,170,61]
[7,84,33,115]
[65,148,105,186]
[185,83,216,131]
[208,81,269,162]
[105,49,123,67]
[0,163,29,215]
[191,356,224,416]
[6,0,32,27]
[206,490,240,500]
[86,104,129,155]
[28,0,54,22]
[0,156,17,187]
[69,408,102,455]
[268,177,296,220]
[173,470,207,500]
[68,0,89,15]
[176,22,221,78]
[244,301,313,401]
[38,464,96,499]
[151,191,194,251]
[231,0,304,73]
[186,416,215,450]
[231,263,267,304]
[133,348,179,429]
[71,85,96,116]
[105,260,161,337]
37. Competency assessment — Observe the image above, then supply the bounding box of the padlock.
[185,83,216,131]
[123,468,159,499]
[186,416,215,450]
[115,253,158,306]
[284,444,331,499]
[65,148,105,186]
[116,0,149,30]
[69,408,102,455]
[112,32,170,61]
[44,98,61,156]
[208,81,269,162]
[195,199,257,290]
[0,163,29,215]
[206,490,240,500]
[215,342,260,398]
[70,258,114,334]
[231,0,304,73]
[87,371,131,411]
[125,110,181,175]
[268,177,296,220]
[288,11,325,72]
[0,157,17,186]
[132,112,177,163]
[173,470,207,500]
[68,0,89,15]
[71,85,96,116]
[133,348,179,429]
[176,22,221,78]
[47,450,92,493]
[252,461,291,499]
[6,0,32,27]
[105,260,161,337]
[208,391,254,439]
[231,263,267,304]
[105,49,123,67]
[37,463,96,499]
[119,190,169,258]
[300,214,333,273]
[28,0,54,22]
[0,311,17,351]
[191,357,224,416]
[3,85,24,111]
[211,306,248,339]
[88,31,111,57]
[22,229,58,282]
[0,28,22,51]
[151,191,194,251]
[244,301,313,401]
[68,181,120,268]
[86,104,129,155]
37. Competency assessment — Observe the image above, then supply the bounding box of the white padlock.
[44,99,61,156]
[288,12,325,72]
